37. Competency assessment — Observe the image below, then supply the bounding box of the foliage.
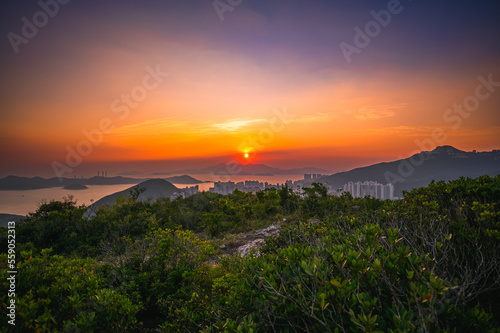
[1,175,499,331]
[0,249,140,332]
[96,228,221,331]
[219,218,498,331]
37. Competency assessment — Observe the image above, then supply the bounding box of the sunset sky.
[1,0,499,178]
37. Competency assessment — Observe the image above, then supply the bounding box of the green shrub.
[0,249,140,332]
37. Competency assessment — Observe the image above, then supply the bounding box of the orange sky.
[1,1,499,177]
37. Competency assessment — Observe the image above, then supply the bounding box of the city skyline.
[1,0,500,178]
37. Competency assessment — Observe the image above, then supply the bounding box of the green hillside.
[1,175,499,332]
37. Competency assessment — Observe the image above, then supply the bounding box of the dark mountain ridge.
[84,179,180,217]
[319,146,500,196]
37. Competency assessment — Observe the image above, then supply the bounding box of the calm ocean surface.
[0,175,304,216]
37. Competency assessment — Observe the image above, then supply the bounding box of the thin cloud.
[359,125,437,136]
[210,118,267,132]
[112,118,187,137]
[293,112,336,123]
[353,103,408,121]
[360,125,500,138]
[208,111,336,132]
[113,117,269,138]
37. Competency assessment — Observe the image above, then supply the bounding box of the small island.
[63,183,88,190]
[164,175,205,184]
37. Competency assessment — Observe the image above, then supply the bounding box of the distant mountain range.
[163,175,209,184]
[0,174,205,190]
[2,146,498,196]
[0,164,330,190]
[162,163,331,176]
[0,176,141,190]
[319,146,500,196]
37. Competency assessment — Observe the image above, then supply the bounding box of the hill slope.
[163,175,206,184]
[85,179,180,217]
[319,146,500,196]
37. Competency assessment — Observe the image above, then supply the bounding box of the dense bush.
[214,218,497,332]
[0,175,499,331]
[96,228,221,331]
[0,249,140,332]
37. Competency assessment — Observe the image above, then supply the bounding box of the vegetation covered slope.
[1,175,499,332]
[319,146,500,196]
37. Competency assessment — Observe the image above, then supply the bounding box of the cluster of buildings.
[304,174,323,180]
[209,180,267,195]
[208,178,316,195]
[205,175,395,200]
[170,185,199,200]
[91,170,391,201]
[343,181,394,200]
[182,185,199,197]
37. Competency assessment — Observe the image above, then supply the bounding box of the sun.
[241,149,255,163]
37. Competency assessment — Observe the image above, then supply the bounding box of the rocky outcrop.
[236,224,281,257]
[237,239,266,257]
